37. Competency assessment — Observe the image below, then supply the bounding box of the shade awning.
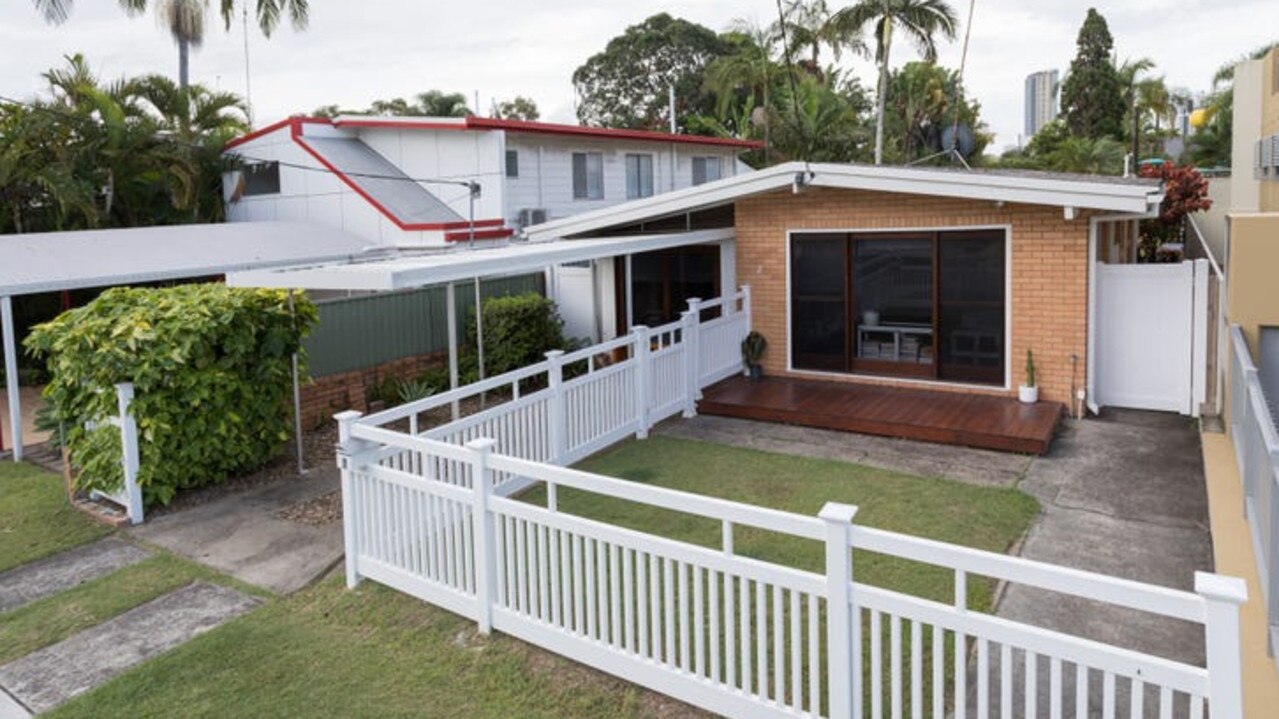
[225,228,734,291]
[0,221,374,297]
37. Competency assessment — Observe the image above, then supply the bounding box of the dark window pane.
[938,233,1005,384]
[791,234,847,370]
[243,161,280,196]
[505,149,518,178]
[853,238,933,365]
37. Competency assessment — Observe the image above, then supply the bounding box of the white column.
[446,282,459,420]
[624,254,634,332]
[545,350,566,463]
[114,383,143,525]
[632,325,650,439]
[474,277,486,383]
[335,410,366,589]
[287,291,305,474]
[1,296,22,462]
[682,298,701,416]
[1195,571,1247,719]
[467,437,498,634]
[820,502,859,719]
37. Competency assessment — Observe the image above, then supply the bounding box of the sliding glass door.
[790,230,1006,385]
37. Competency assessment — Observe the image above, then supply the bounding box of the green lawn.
[544,435,1040,611]
[0,461,109,573]
[29,436,1038,718]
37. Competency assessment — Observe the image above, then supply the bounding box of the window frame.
[691,156,722,186]
[625,153,655,199]
[505,149,519,178]
[242,161,281,196]
[572,151,604,200]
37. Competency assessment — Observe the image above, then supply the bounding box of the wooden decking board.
[698,376,1061,454]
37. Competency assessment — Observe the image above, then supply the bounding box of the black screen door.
[790,234,848,371]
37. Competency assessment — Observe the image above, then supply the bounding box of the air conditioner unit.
[518,208,548,228]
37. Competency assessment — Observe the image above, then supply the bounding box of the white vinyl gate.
[1095,260,1209,415]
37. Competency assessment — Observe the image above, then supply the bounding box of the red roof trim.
[223,117,293,149]
[444,227,516,243]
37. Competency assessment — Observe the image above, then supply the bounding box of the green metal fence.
[304,273,545,377]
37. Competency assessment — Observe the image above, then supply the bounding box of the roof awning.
[0,221,373,297]
[226,228,734,291]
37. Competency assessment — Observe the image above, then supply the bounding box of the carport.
[0,221,372,462]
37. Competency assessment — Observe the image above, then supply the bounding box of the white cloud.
[1,1,1273,149]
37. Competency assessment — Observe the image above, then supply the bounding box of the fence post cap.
[632,324,649,332]
[818,502,859,523]
[686,297,703,308]
[465,437,498,452]
[333,410,364,422]
[544,349,566,360]
[114,382,134,397]
[1194,571,1247,604]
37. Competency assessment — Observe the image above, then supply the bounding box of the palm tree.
[1116,56,1154,160]
[705,19,781,160]
[414,91,470,117]
[776,0,867,71]
[32,0,308,88]
[830,0,958,165]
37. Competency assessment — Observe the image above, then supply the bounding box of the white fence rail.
[1228,324,1279,655]
[336,423,1247,719]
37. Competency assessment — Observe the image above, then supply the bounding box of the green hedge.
[467,293,568,377]
[25,285,317,506]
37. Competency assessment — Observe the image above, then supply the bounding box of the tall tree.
[415,90,470,117]
[572,13,730,130]
[1115,56,1154,160]
[32,0,308,88]
[775,0,866,73]
[491,96,540,121]
[704,20,783,159]
[1059,8,1125,140]
[829,0,958,165]
[882,61,988,163]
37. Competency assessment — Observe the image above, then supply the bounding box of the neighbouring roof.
[525,162,1165,241]
[0,222,374,296]
[227,228,734,291]
[298,136,465,227]
[225,115,763,152]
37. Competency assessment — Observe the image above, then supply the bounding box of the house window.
[242,161,280,196]
[505,149,519,178]
[790,229,1007,385]
[572,152,604,200]
[625,154,654,199]
[692,156,722,186]
[615,246,721,331]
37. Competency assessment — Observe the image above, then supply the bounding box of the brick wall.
[734,187,1090,406]
[298,350,447,429]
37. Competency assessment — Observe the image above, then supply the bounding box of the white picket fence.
[1228,324,1279,657]
[335,287,1247,719]
[85,382,144,524]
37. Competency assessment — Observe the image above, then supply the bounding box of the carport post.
[446,281,460,420]
[1,295,22,462]
[287,291,306,475]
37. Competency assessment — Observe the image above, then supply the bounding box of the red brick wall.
[735,187,1090,405]
[298,350,447,429]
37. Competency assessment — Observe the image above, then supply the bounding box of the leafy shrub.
[25,285,317,506]
[467,293,568,376]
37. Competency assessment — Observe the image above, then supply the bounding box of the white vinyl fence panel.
[334,286,1247,719]
[1228,325,1279,655]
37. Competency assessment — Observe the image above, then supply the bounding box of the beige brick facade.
[734,187,1090,406]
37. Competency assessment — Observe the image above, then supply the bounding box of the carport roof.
[0,221,374,296]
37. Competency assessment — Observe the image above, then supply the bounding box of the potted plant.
[741,331,767,381]
[1019,348,1039,404]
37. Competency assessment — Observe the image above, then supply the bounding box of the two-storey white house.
[221,115,759,248]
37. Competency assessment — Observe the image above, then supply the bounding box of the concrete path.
[0,581,258,715]
[130,469,343,594]
[999,408,1213,664]
[0,538,151,614]
[0,387,49,454]
[658,414,1032,487]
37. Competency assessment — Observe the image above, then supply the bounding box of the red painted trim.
[466,116,764,149]
[223,117,295,149]
[444,227,515,242]
[333,118,469,131]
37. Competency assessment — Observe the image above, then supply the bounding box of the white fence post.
[633,325,651,439]
[682,298,701,417]
[336,410,366,589]
[545,350,567,462]
[467,437,498,634]
[741,285,752,337]
[1195,571,1247,718]
[114,383,143,525]
[821,502,859,719]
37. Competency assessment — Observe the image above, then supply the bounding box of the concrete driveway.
[999,408,1213,664]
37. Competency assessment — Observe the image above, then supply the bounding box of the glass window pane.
[853,238,933,365]
[626,154,653,199]
[505,149,518,178]
[586,153,603,199]
[791,234,847,370]
[572,153,587,198]
[937,233,1005,384]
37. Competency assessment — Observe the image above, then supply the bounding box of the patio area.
[697,375,1064,454]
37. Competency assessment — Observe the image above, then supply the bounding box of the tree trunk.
[178,37,190,89]
[873,17,894,166]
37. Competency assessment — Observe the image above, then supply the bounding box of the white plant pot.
[1018,385,1039,404]
[863,310,880,327]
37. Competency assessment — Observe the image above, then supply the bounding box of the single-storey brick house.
[525,162,1164,433]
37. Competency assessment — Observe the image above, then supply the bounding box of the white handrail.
[1187,214,1223,279]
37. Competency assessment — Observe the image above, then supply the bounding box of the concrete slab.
[993,408,1212,693]
[0,387,49,454]
[0,688,30,719]
[129,469,342,594]
[0,538,151,614]
[0,582,258,714]
[658,414,1031,487]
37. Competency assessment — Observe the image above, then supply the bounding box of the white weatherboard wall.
[503,133,741,226]
[355,127,505,222]
[1095,260,1209,414]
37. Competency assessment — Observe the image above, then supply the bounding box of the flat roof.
[226,228,733,291]
[0,222,374,296]
[525,162,1164,241]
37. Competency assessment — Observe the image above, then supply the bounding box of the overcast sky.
[1,1,1273,151]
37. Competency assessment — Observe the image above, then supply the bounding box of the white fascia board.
[227,228,735,292]
[811,171,1160,214]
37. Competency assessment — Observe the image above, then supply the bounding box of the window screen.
[692,156,722,186]
[572,152,604,199]
[625,154,654,199]
[242,161,280,196]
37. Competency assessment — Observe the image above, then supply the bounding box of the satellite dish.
[940,124,976,157]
